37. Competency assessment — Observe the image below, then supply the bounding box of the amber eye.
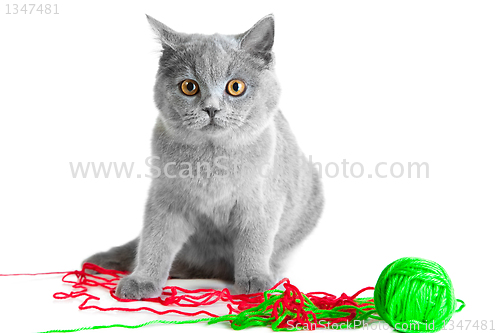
[226,79,246,96]
[180,79,199,96]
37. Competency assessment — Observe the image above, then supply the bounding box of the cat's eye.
[226,79,246,96]
[180,79,199,96]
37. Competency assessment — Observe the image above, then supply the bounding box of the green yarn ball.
[374,257,460,333]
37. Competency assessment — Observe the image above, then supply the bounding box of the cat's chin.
[199,123,227,134]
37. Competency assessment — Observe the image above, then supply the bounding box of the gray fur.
[83,14,324,298]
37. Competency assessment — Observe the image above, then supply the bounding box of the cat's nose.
[201,106,221,118]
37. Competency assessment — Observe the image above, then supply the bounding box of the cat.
[83,14,324,299]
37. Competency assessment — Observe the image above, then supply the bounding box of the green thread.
[39,318,211,333]
[208,289,378,331]
[374,257,464,333]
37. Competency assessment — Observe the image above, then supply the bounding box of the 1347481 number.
[5,4,59,14]
[443,320,495,331]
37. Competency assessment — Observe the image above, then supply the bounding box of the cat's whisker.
[218,116,245,127]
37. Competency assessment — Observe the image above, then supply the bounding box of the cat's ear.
[238,14,275,53]
[146,15,183,51]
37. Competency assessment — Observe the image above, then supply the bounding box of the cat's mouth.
[183,112,237,133]
[200,117,226,131]
[202,121,224,131]
[182,114,226,132]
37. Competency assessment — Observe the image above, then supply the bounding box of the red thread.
[1,263,375,326]
[0,271,75,277]
[50,263,278,317]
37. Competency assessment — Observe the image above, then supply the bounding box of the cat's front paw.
[115,275,162,300]
[235,274,274,294]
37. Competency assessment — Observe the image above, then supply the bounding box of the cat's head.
[147,15,280,141]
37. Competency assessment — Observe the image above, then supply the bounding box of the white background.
[0,0,498,332]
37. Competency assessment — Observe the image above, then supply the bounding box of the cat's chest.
[153,131,274,211]
[159,145,250,201]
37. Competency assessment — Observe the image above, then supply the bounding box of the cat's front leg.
[116,199,194,300]
[233,201,282,294]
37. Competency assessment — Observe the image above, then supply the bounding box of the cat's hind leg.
[82,238,138,272]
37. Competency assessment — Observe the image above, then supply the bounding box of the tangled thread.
[43,263,377,332]
[1,257,465,332]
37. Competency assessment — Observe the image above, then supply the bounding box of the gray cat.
[83,14,324,298]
